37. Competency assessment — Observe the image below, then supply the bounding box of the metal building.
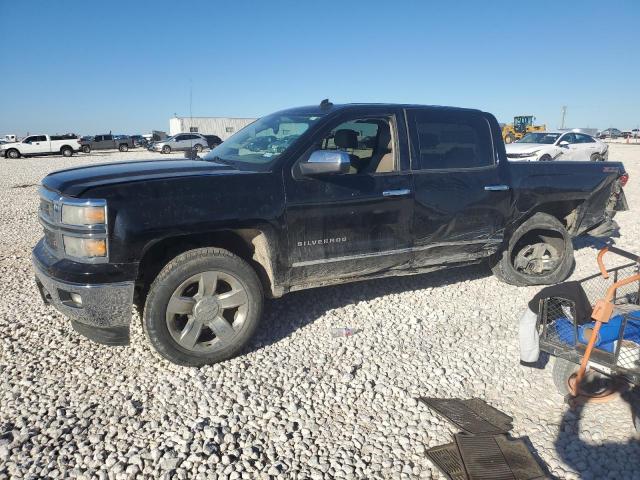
[169,116,255,139]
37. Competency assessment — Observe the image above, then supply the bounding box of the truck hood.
[42,159,248,197]
[505,143,549,153]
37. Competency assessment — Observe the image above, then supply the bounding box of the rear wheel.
[143,247,263,366]
[82,145,91,154]
[162,145,171,154]
[491,213,574,286]
[6,149,20,159]
[61,147,73,157]
[194,143,203,153]
[119,144,129,152]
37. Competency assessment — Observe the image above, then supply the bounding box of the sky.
[1,0,639,136]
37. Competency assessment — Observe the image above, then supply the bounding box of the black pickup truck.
[32,102,629,366]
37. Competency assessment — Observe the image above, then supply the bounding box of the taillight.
[619,173,629,187]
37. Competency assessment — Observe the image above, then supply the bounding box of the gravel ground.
[1,146,640,479]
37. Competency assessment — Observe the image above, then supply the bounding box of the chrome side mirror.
[299,150,351,176]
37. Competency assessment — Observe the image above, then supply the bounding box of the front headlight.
[63,236,107,258]
[61,204,106,225]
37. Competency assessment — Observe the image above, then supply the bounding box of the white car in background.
[505,131,608,162]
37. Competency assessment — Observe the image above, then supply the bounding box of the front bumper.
[32,256,134,346]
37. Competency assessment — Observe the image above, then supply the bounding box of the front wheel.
[161,145,171,154]
[143,247,264,366]
[82,145,91,154]
[539,154,552,162]
[590,153,601,162]
[504,134,515,144]
[491,213,574,286]
[119,144,129,152]
[194,143,203,153]
[5,149,20,159]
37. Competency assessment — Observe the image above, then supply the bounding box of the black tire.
[61,146,73,157]
[504,134,515,144]
[194,143,203,153]
[491,212,574,286]
[590,153,600,162]
[82,145,91,154]
[162,145,171,154]
[539,154,552,162]
[553,357,578,396]
[143,247,263,367]
[119,144,128,152]
[5,149,20,159]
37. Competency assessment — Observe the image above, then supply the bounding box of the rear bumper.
[32,255,134,346]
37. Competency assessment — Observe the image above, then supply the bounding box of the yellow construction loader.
[502,116,546,144]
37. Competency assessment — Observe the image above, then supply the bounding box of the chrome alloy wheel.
[165,271,249,352]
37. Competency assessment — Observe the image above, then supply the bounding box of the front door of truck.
[22,135,48,154]
[406,108,511,268]
[284,108,413,285]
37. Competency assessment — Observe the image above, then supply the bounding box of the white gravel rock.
[1,146,640,478]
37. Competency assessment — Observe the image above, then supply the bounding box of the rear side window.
[104,135,113,141]
[407,110,494,170]
[574,133,595,143]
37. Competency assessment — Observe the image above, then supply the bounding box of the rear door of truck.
[406,108,512,267]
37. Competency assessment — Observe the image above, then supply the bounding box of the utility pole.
[560,106,567,129]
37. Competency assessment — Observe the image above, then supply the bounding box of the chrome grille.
[44,228,59,251]
[39,198,54,221]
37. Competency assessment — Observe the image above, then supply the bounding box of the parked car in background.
[633,129,640,139]
[1,134,79,158]
[79,134,132,153]
[598,128,623,139]
[203,135,223,149]
[130,135,146,147]
[506,131,608,161]
[148,133,208,154]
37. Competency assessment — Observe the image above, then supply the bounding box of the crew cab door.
[284,108,413,285]
[22,135,49,154]
[406,108,511,267]
[102,134,115,149]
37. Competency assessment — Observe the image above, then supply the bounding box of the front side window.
[558,133,575,144]
[408,110,493,170]
[23,136,35,143]
[203,112,324,169]
[315,117,396,174]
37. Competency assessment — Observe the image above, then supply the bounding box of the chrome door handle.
[383,189,411,197]
[484,185,510,191]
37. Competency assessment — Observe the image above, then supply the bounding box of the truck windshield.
[202,112,324,168]
[518,133,560,144]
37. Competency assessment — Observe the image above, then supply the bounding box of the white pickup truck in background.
[1,134,80,159]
